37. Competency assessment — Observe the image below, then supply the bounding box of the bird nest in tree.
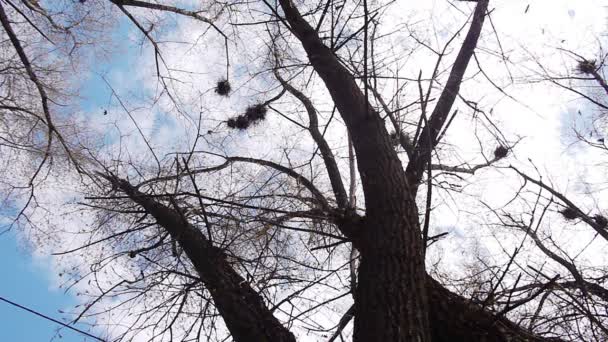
[215,79,232,96]
[494,145,509,159]
[577,59,597,75]
[226,115,250,130]
[245,104,267,121]
[594,214,608,229]
[226,103,268,130]
[560,207,580,220]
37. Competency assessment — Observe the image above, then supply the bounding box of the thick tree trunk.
[105,175,295,342]
[426,277,561,342]
[354,213,557,342]
[355,205,429,342]
[275,0,495,340]
[277,1,432,339]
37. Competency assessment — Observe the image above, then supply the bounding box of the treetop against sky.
[0,0,607,341]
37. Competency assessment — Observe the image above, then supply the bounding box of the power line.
[0,294,106,341]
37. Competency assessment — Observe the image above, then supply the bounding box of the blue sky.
[0,231,99,342]
[0,13,136,342]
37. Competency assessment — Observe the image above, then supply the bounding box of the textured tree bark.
[105,175,296,342]
[426,277,562,342]
[277,0,432,339]
[272,0,555,340]
[354,203,430,342]
[275,0,499,340]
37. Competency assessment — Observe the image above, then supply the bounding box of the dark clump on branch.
[245,104,267,121]
[235,115,250,129]
[226,103,268,130]
[560,207,580,220]
[577,59,597,75]
[215,79,231,96]
[226,118,237,129]
[128,251,137,258]
[493,145,509,159]
[226,116,251,130]
[226,115,251,130]
[594,214,608,229]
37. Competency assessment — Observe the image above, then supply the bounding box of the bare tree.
[475,47,608,341]
[2,0,606,341]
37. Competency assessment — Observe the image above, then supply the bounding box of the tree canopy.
[1,0,607,341]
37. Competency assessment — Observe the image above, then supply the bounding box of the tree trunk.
[277,0,433,339]
[426,277,561,342]
[105,175,295,342]
[355,202,430,342]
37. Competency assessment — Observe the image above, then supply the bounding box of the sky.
[1,0,608,341]
[0,230,97,342]
[0,9,132,341]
